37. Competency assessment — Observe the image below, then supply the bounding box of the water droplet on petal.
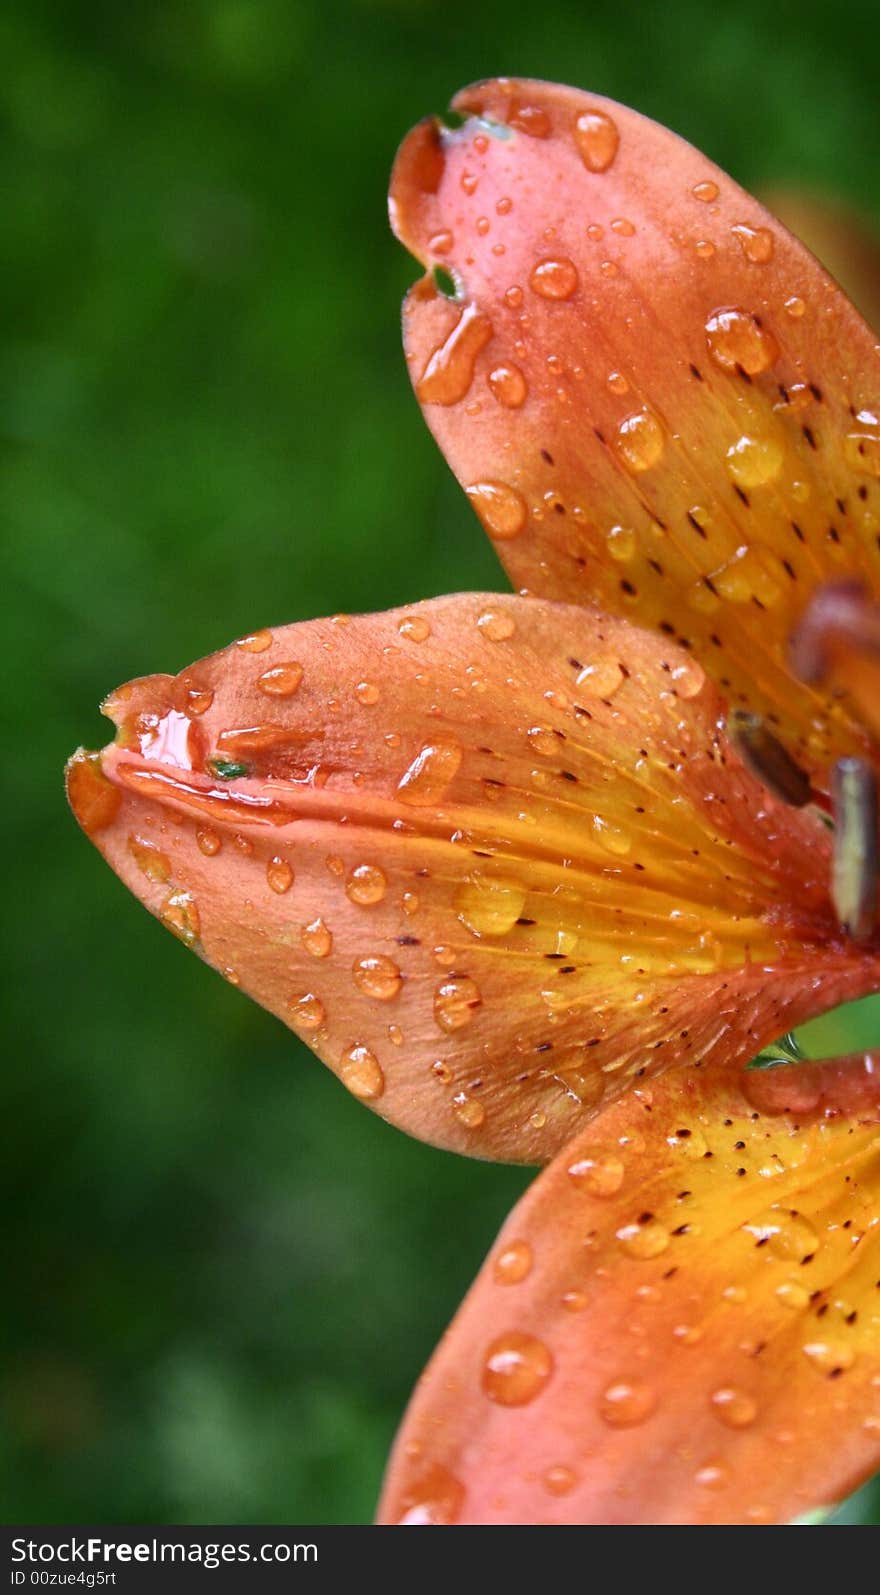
[725,433,784,487]
[301,917,333,958]
[396,1464,465,1526]
[128,835,171,882]
[494,1240,533,1284]
[266,855,294,894]
[599,1379,657,1427]
[160,890,200,946]
[356,680,380,706]
[416,304,493,406]
[784,295,806,319]
[694,1459,730,1489]
[487,364,528,407]
[705,307,778,375]
[197,827,222,856]
[287,992,325,1031]
[802,1339,855,1374]
[235,629,273,653]
[844,409,880,477]
[257,662,303,697]
[607,524,637,561]
[711,1386,757,1428]
[340,1044,385,1100]
[731,224,774,263]
[615,408,665,473]
[544,1465,578,1496]
[482,1332,554,1405]
[466,480,528,540]
[529,257,579,300]
[452,1092,485,1129]
[616,1218,669,1258]
[568,1152,625,1196]
[776,1279,810,1310]
[353,954,402,1001]
[455,874,526,936]
[574,109,619,172]
[346,864,387,905]
[477,607,516,641]
[575,659,624,698]
[434,976,482,1032]
[398,614,432,643]
[397,738,464,804]
[692,180,719,202]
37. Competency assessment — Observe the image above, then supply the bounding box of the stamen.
[831,757,877,941]
[727,711,811,807]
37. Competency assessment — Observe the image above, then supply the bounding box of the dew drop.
[160,890,200,946]
[353,954,402,1001]
[398,614,432,643]
[616,1218,669,1258]
[416,304,493,406]
[607,370,629,395]
[607,524,637,561]
[482,1332,554,1405]
[128,835,171,882]
[287,992,325,1031]
[477,606,516,641]
[301,917,333,958]
[574,109,620,172]
[599,1379,657,1427]
[196,826,222,856]
[694,1459,730,1490]
[527,724,558,757]
[544,1465,578,1496]
[452,1092,486,1129]
[529,257,579,300]
[257,662,303,697]
[487,363,528,407]
[802,1338,855,1373]
[185,686,214,716]
[710,1386,757,1428]
[356,680,380,706]
[494,1239,533,1284]
[615,407,665,473]
[784,295,806,319]
[844,409,880,477]
[266,855,294,894]
[575,659,624,698]
[346,863,387,905]
[235,629,273,653]
[705,307,778,375]
[510,104,551,138]
[731,224,774,263]
[396,1464,465,1526]
[340,1044,385,1100]
[456,874,526,936]
[725,432,784,488]
[692,180,719,203]
[434,976,482,1032]
[567,1152,625,1196]
[466,480,528,540]
[397,737,464,805]
[592,814,632,856]
[776,1279,810,1311]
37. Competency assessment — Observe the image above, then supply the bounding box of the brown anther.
[727,711,812,807]
[831,757,877,941]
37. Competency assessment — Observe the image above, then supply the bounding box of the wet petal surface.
[379,1058,880,1524]
[68,595,880,1162]
[390,77,880,782]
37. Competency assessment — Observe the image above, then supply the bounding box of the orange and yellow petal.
[390,77,880,781]
[378,1058,880,1525]
[67,595,880,1163]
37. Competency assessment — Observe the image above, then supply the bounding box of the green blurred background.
[4,0,880,1526]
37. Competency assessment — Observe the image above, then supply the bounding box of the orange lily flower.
[66,78,880,1525]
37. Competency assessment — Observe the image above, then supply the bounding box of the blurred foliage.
[3,0,879,1526]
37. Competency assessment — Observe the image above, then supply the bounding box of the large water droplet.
[416,304,493,405]
[128,835,171,882]
[346,864,387,905]
[494,1239,533,1284]
[710,1386,757,1428]
[466,481,529,540]
[235,629,273,653]
[452,1092,486,1130]
[434,977,482,1032]
[731,224,774,263]
[725,433,784,488]
[574,109,619,172]
[529,257,579,300]
[160,890,200,946]
[615,408,665,473]
[301,917,333,958]
[456,874,526,936]
[482,1332,554,1405]
[287,992,325,1031]
[353,954,402,1001]
[396,1464,465,1526]
[398,614,432,643]
[477,606,516,641]
[599,1379,657,1427]
[567,1152,625,1197]
[705,308,778,375]
[487,363,528,407]
[257,662,303,697]
[340,1044,385,1099]
[397,738,464,805]
[266,855,294,894]
[616,1218,669,1258]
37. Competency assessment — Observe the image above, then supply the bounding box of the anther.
[727,711,812,807]
[831,757,877,941]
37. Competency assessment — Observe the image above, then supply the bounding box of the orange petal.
[762,187,880,336]
[390,77,880,780]
[378,1058,880,1524]
[67,596,880,1163]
